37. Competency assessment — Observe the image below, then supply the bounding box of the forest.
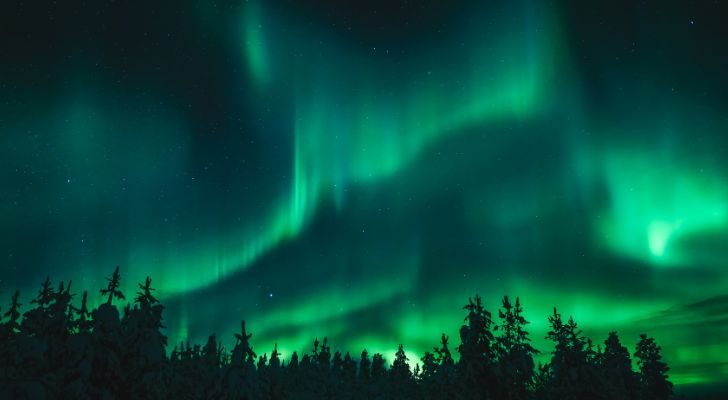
[0,266,673,400]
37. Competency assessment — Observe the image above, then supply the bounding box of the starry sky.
[2,0,728,391]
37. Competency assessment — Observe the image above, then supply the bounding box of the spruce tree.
[202,334,220,369]
[342,351,357,383]
[232,320,256,365]
[269,344,281,369]
[601,331,638,400]
[635,334,672,400]
[316,337,331,370]
[420,351,438,381]
[371,352,386,379]
[3,290,22,335]
[32,276,55,307]
[390,344,415,398]
[135,276,158,307]
[289,351,300,369]
[496,296,537,400]
[457,294,496,398]
[391,344,412,380]
[545,308,604,400]
[101,266,125,305]
[73,291,92,333]
[359,349,371,382]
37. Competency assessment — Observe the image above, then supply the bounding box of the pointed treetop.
[235,320,252,343]
[135,276,158,307]
[233,320,256,363]
[32,277,55,307]
[100,266,125,305]
[4,290,22,332]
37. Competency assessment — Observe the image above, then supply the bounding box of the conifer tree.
[316,337,331,370]
[435,333,454,367]
[90,276,126,399]
[202,334,220,368]
[496,296,537,400]
[635,334,672,400]
[370,352,387,397]
[232,320,256,365]
[49,280,74,333]
[359,349,371,382]
[342,351,357,383]
[269,344,281,369]
[391,344,412,381]
[432,334,458,399]
[331,350,344,378]
[420,351,438,382]
[371,353,386,379]
[73,291,92,333]
[127,276,167,366]
[257,353,268,370]
[601,331,638,400]
[545,308,581,399]
[3,290,22,335]
[20,278,54,336]
[545,308,604,400]
[135,276,158,308]
[390,344,415,398]
[457,294,496,398]
[32,276,55,307]
[101,266,125,305]
[289,351,299,369]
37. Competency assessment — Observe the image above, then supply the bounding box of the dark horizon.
[0,267,683,399]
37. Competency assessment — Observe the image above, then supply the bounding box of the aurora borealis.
[2,0,728,392]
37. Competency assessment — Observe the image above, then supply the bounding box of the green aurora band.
[1,0,727,391]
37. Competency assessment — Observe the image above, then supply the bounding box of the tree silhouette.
[0,270,676,400]
[359,349,371,382]
[544,308,605,400]
[390,344,416,398]
[2,290,22,335]
[371,352,386,379]
[135,276,158,307]
[101,266,125,305]
[435,334,454,367]
[232,320,256,365]
[635,334,673,400]
[601,331,639,400]
[269,343,281,369]
[73,291,92,333]
[496,296,537,400]
[391,344,412,381]
[32,276,55,307]
[342,351,357,383]
[457,294,496,399]
[426,333,458,399]
[421,351,438,381]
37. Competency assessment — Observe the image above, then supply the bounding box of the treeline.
[0,267,673,399]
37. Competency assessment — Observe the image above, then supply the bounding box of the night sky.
[2,0,728,390]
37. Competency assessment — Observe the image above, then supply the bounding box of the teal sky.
[1,0,727,391]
